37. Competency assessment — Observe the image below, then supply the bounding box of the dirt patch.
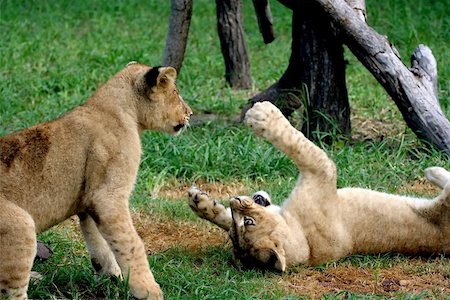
[280,263,449,298]
[351,115,405,141]
[51,213,229,255]
[397,179,441,197]
[133,211,229,254]
[153,179,251,201]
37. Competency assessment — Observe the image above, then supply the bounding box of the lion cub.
[0,62,192,299]
[188,101,449,271]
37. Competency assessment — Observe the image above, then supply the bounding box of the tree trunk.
[313,0,450,155]
[216,0,252,89]
[162,0,193,73]
[242,1,350,142]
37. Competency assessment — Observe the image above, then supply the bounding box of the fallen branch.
[314,0,450,155]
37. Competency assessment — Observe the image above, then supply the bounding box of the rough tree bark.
[216,0,252,89]
[242,0,351,141]
[313,0,450,155]
[345,0,366,22]
[252,0,275,44]
[162,0,193,73]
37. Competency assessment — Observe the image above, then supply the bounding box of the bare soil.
[279,263,449,298]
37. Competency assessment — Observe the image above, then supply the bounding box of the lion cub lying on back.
[188,101,450,271]
[0,62,192,299]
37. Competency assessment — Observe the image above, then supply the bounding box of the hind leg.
[78,213,121,277]
[422,167,450,229]
[0,199,36,300]
[416,179,450,233]
[425,167,450,189]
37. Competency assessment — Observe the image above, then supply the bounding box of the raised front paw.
[188,186,232,231]
[244,101,286,138]
[188,186,219,220]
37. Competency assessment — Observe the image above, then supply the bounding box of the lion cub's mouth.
[174,123,186,132]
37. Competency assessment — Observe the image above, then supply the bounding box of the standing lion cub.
[188,101,449,271]
[0,62,192,299]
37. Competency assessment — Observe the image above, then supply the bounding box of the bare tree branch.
[345,0,366,22]
[313,0,450,155]
[252,0,275,44]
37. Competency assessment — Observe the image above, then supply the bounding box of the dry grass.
[351,114,406,141]
[133,211,229,254]
[398,179,441,197]
[280,262,449,298]
[153,179,252,201]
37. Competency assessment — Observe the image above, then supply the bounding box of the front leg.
[188,186,232,231]
[244,101,337,189]
[88,195,162,300]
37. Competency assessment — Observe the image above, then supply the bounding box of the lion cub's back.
[0,113,90,229]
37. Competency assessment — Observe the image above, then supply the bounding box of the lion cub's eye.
[244,216,255,226]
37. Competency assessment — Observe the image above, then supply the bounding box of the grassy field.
[1,0,449,299]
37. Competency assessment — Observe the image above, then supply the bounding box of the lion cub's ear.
[144,66,177,90]
[271,248,286,272]
[255,239,287,272]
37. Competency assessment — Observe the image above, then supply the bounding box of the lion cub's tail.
[421,167,450,226]
[425,167,450,190]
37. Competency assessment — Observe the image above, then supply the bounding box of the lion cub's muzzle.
[174,100,193,133]
[230,197,254,211]
[174,123,186,132]
[174,115,191,133]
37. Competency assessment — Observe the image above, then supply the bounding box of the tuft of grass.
[150,247,287,299]
[139,123,295,181]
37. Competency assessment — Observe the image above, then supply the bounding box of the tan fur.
[188,101,449,272]
[0,62,192,299]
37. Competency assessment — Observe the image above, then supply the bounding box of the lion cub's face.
[229,192,287,272]
[128,63,192,134]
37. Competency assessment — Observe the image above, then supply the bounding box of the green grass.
[1,0,449,299]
